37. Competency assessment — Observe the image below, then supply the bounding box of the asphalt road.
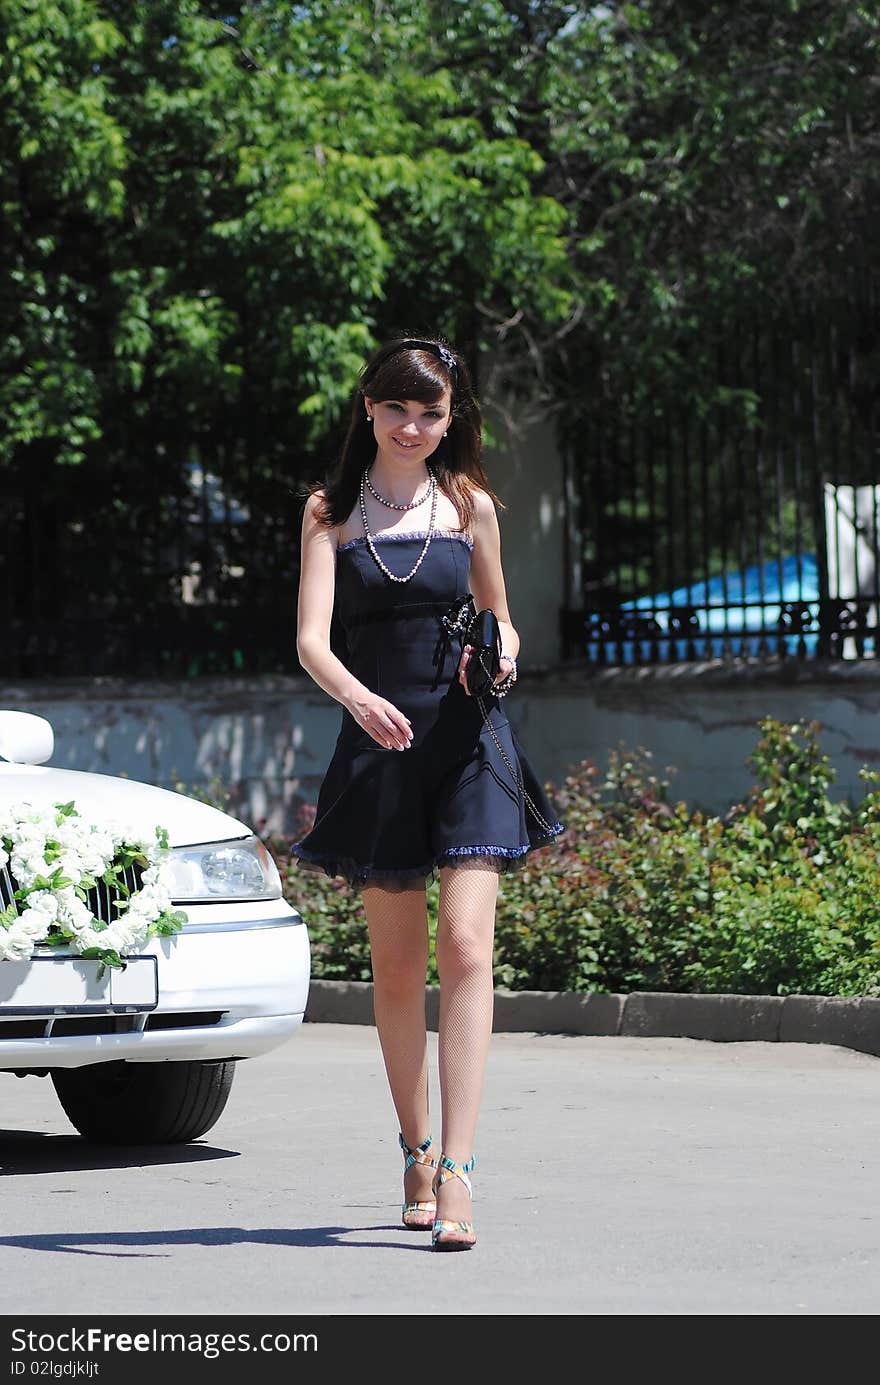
[1,1023,879,1317]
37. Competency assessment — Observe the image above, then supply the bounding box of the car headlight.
[167,836,282,901]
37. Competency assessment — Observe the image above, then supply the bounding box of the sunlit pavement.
[1,1023,878,1316]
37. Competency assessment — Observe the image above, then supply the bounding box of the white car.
[0,710,310,1144]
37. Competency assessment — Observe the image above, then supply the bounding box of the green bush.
[268,806,441,984]
[267,719,880,997]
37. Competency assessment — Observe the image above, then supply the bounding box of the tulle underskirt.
[290,827,564,892]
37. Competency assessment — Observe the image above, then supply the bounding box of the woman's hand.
[457,647,515,697]
[457,643,474,695]
[347,691,413,751]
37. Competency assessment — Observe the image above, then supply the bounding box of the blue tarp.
[587,554,829,661]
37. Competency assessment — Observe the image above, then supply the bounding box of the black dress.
[291,528,563,888]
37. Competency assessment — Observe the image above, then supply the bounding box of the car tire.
[51,1060,236,1144]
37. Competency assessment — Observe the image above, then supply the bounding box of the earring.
[443,430,448,437]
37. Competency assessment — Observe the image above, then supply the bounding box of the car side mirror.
[0,711,55,765]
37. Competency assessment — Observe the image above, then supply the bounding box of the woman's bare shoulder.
[302,489,340,546]
[470,484,500,532]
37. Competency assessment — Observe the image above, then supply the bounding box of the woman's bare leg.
[434,861,499,1225]
[361,882,433,1209]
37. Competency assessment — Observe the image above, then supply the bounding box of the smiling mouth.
[392,437,421,448]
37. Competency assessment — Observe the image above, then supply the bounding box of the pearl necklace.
[365,466,432,511]
[359,467,437,584]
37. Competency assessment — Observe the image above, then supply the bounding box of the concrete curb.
[304,979,880,1057]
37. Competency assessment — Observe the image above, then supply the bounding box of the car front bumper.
[0,899,311,1070]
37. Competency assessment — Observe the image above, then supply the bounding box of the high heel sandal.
[431,1152,477,1251]
[399,1133,437,1230]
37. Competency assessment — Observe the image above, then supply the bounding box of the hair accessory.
[397,339,458,381]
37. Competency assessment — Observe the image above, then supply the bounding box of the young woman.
[292,335,562,1251]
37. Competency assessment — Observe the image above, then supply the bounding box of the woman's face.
[365,391,452,464]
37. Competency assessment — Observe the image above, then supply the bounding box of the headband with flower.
[365,338,458,388]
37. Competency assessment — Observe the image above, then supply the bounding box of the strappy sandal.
[399,1133,437,1230]
[431,1152,476,1251]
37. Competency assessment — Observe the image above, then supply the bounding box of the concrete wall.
[4,660,880,836]
[482,413,567,668]
[516,661,880,812]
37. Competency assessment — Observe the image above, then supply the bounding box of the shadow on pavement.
[0,1226,424,1256]
[0,1130,240,1175]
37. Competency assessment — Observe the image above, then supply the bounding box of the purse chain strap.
[475,694,558,837]
[443,596,557,837]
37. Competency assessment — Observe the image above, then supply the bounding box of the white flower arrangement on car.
[0,800,187,969]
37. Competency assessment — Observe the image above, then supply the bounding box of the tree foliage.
[426,0,879,408]
[1,0,573,470]
[1,1,876,671]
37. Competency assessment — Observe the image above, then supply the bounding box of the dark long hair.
[311,335,500,532]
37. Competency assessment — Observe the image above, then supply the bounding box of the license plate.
[0,956,158,1013]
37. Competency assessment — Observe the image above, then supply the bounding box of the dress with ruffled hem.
[291,531,563,891]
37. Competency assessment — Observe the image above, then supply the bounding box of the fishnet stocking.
[435,861,499,1224]
[361,882,433,1207]
[362,863,499,1223]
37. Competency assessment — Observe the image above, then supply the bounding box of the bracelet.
[493,654,518,697]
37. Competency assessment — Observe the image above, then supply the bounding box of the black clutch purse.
[465,607,502,697]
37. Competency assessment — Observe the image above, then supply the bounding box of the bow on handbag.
[439,595,501,696]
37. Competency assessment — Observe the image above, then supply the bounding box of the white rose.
[0,928,32,962]
[16,908,52,941]
[72,928,103,954]
[21,890,58,920]
[2,921,39,961]
[55,889,95,933]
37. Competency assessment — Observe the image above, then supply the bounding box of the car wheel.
[51,1060,236,1144]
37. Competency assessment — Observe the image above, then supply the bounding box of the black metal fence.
[3,286,877,680]
[3,446,306,679]
[562,279,880,666]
